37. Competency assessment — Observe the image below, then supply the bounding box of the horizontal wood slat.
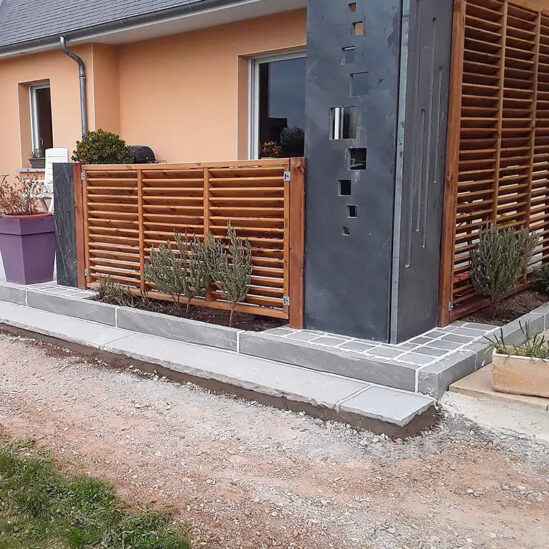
[79,159,305,327]
[441,0,549,324]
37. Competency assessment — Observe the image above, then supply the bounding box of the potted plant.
[487,323,549,398]
[0,175,55,284]
[29,148,45,169]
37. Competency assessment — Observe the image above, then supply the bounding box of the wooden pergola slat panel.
[441,0,549,324]
[77,158,306,328]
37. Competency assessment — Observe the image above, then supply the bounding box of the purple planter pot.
[0,215,56,284]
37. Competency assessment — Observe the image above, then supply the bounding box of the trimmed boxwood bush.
[72,129,133,164]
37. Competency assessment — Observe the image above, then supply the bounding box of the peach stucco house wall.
[0,9,306,178]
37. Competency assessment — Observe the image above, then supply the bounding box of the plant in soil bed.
[0,175,55,284]
[532,264,549,294]
[98,276,143,308]
[485,323,549,398]
[145,232,209,313]
[470,223,539,316]
[211,224,253,327]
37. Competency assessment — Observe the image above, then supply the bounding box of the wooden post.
[73,163,87,290]
[137,168,145,291]
[203,167,210,238]
[438,0,465,326]
[203,167,215,302]
[288,157,306,329]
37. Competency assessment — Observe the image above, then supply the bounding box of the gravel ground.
[0,331,547,548]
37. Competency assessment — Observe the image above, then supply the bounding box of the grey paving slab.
[409,336,433,345]
[411,346,449,357]
[440,333,475,344]
[340,341,376,353]
[369,346,402,359]
[416,351,477,398]
[462,339,494,370]
[239,332,418,391]
[116,306,238,351]
[26,290,116,326]
[312,336,348,347]
[426,339,464,351]
[286,331,322,343]
[339,386,434,427]
[394,342,418,351]
[452,326,492,337]
[424,329,451,338]
[465,322,499,331]
[397,352,435,366]
[264,327,296,337]
[104,333,371,410]
[0,300,131,348]
[0,284,26,306]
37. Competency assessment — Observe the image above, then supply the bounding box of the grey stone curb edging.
[2,286,415,391]
[0,299,435,435]
[1,283,548,399]
[416,304,549,398]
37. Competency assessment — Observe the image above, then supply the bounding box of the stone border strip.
[416,304,549,397]
[0,281,548,398]
[0,299,434,435]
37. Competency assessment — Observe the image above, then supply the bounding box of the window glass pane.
[32,86,53,152]
[258,57,306,158]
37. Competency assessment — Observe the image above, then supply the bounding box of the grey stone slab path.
[263,322,498,371]
[0,300,434,430]
[2,257,547,400]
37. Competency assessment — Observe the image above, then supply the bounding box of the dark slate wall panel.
[393,0,453,341]
[53,163,78,287]
[304,0,402,341]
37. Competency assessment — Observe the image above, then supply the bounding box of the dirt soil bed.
[97,294,286,332]
[0,332,547,548]
[463,289,547,326]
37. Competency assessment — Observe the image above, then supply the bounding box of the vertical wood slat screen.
[441,0,549,324]
[77,158,305,327]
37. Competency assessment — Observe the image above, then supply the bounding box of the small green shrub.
[532,264,549,294]
[145,233,209,313]
[72,129,133,164]
[470,224,538,305]
[486,322,549,359]
[213,224,253,326]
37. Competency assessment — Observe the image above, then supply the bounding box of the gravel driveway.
[0,330,547,548]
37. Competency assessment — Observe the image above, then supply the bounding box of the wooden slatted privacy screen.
[440,0,549,324]
[75,158,305,328]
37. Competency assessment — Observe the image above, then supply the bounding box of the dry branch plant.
[98,276,141,308]
[0,175,44,215]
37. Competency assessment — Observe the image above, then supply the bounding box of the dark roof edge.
[0,0,236,55]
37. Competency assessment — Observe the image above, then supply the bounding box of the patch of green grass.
[0,441,190,548]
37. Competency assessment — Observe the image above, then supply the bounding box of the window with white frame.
[250,52,306,160]
[30,84,53,155]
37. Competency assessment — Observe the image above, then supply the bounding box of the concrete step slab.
[0,300,434,434]
[103,332,370,410]
[450,365,549,412]
[339,386,434,427]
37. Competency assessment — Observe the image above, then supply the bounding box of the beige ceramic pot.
[492,352,549,399]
